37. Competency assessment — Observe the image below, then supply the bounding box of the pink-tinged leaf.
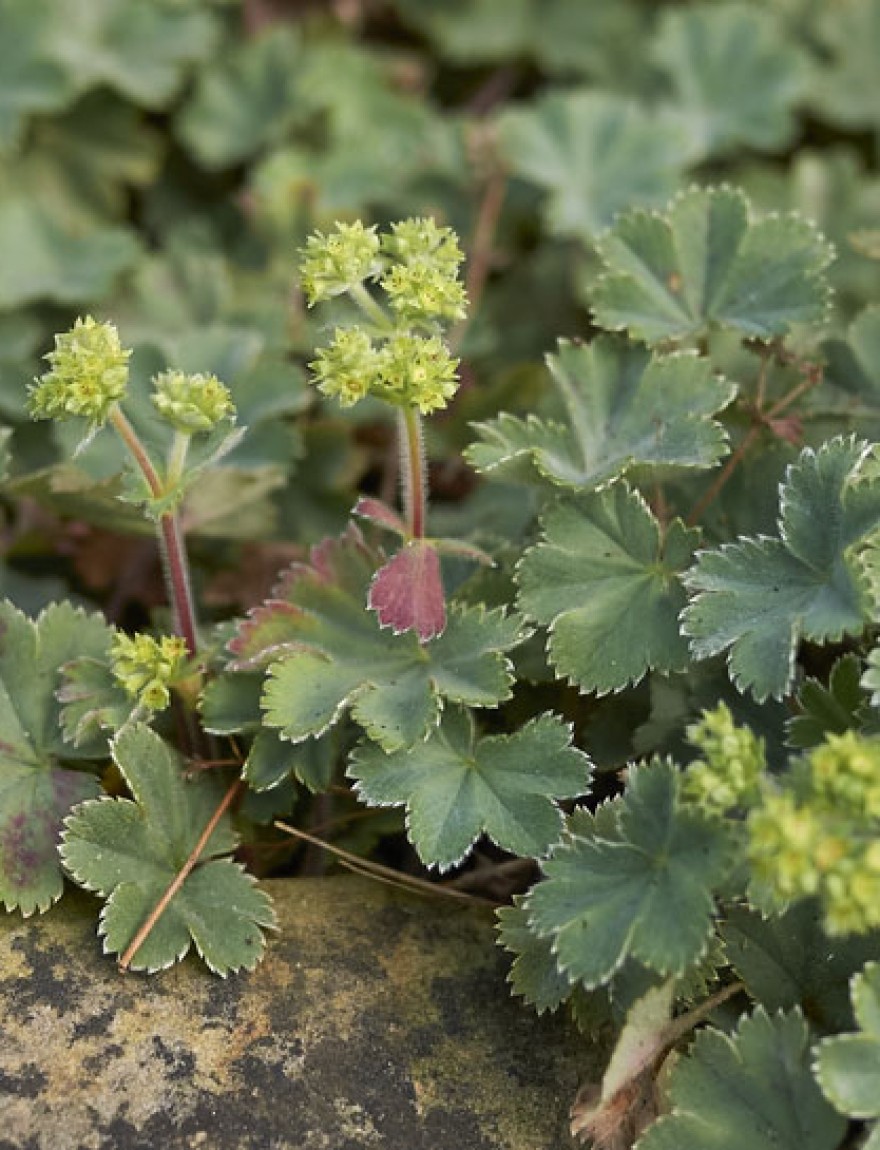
[353,497,408,537]
[368,542,447,642]
[228,524,382,668]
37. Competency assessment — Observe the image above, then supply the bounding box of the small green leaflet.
[348,708,590,870]
[517,483,698,694]
[814,962,880,1146]
[465,337,733,491]
[653,4,806,157]
[0,601,111,915]
[229,526,527,752]
[526,761,730,988]
[683,438,880,701]
[496,90,689,242]
[591,185,833,344]
[637,1009,847,1150]
[60,724,275,974]
[57,649,135,749]
[788,654,874,749]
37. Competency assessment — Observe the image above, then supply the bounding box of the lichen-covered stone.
[0,876,598,1149]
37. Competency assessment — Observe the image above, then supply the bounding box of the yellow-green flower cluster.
[29,316,130,426]
[379,218,467,325]
[747,732,880,935]
[152,370,235,434]
[110,632,189,712]
[300,221,381,305]
[683,703,766,812]
[309,328,382,408]
[300,217,466,415]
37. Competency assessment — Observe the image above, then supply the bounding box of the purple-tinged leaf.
[369,541,446,642]
[353,496,408,537]
[0,601,112,914]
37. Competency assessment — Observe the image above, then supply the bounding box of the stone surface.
[0,876,598,1149]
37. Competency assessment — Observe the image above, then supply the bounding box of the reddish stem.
[400,406,427,539]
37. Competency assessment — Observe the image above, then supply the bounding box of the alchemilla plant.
[1,2,879,1146]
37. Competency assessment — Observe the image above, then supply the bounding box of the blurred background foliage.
[0,0,877,623]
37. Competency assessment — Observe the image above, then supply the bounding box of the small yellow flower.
[110,632,189,712]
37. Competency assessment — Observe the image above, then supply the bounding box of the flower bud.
[152,370,234,434]
[110,632,189,713]
[300,221,381,305]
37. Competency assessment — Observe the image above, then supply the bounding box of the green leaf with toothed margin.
[0,601,111,916]
[227,526,527,753]
[497,90,689,243]
[348,708,590,871]
[517,483,698,694]
[682,438,880,701]
[638,1008,846,1150]
[814,962,880,1140]
[60,724,275,974]
[465,336,734,490]
[526,761,730,989]
[591,185,833,344]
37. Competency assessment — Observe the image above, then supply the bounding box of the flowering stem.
[349,281,393,332]
[399,405,427,539]
[108,405,199,657]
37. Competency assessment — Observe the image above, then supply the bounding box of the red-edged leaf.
[353,496,408,537]
[368,541,447,642]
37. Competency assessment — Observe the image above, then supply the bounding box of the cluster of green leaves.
[0,1,879,1146]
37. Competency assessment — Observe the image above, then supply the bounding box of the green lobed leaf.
[722,901,880,1034]
[814,962,880,1128]
[0,0,76,153]
[57,653,136,750]
[653,3,807,157]
[231,526,526,752]
[348,708,590,870]
[0,194,139,309]
[177,26,301,169]
[466,336,734,490]
[526,761,730,988]
[50,0,218,108]
[497,91,689,242]
[517,484,699,694]
[637,1009,847,1150]
[0,602,112,914]
[60,724,275,974]
[683,438,880,700]
[592,186,834,345]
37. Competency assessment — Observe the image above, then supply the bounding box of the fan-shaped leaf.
[527,761,730,987]
[811,0,880,132]
[466,337,733,490]
[517,484,698,694]
[683,438,880,700]
[637,1009,846,1150]
[349,708,590,870]
[60,724,275,974]
[592,186,833,344]
[653,4,806,157]
[0,0,75,153]
[497,91,689,242]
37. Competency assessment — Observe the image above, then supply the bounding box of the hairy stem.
[119,776,243,972]
[108,406,199,657]
[399,405,427,538]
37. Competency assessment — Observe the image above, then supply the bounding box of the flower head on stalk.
[152,370,235,434]
[29,316,130,428]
